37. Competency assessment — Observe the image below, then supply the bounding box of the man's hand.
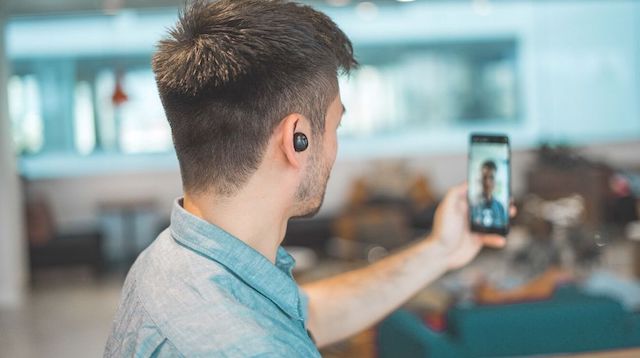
[431,183,515,270]
[304,183,516,347]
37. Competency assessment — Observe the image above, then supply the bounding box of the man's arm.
[302,184,509,348]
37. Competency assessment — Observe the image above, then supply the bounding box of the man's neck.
[482,193,493,202]
[183,189,290,264]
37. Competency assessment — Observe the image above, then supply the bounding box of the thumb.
[478,234,506,248]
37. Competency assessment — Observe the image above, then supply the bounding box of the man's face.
[294,94,344,218]
[481,166,496,198]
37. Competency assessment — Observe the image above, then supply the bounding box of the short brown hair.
[152,0,357,195]
[482,160,497,172]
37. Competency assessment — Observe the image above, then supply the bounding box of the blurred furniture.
[378,286,640,358]
[331,170,437,261]
[99,199,158,266]
[523,194,601,272]
[474,266,572,305]
[522,147,636,279]
[25,193,104,277]
[29,231,104,276]
[283,216,336,256]
[620,169,640,279]
[627,221,640,279]
[527,146,611,231]
[284,166,438,261]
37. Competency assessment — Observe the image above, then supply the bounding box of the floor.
[0,239,637,358]
[0,269,122,358]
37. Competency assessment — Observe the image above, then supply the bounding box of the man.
[472,160,507,228]
[105,1,509,356]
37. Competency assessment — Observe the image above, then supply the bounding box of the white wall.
[531,1,640,144]
[0,6,27,308]
[26,170,183,231]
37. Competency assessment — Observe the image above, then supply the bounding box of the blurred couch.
[378,286,640,357]
[25,190,105,277]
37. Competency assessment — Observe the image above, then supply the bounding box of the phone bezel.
[468,133,511,236]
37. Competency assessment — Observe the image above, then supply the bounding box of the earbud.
[293,132,308,152]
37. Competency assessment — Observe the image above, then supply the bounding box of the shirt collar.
[169,199,304,321]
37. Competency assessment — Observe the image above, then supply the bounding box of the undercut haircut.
[152,0,357,195]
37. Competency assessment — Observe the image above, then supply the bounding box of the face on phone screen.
[468,135,510,235]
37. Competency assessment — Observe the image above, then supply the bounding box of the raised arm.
[302,184,509,348]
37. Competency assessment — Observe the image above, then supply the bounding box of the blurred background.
[1,0,640,357]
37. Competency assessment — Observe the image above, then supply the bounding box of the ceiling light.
[356,1,379,20]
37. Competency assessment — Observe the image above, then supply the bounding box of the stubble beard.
[292,148,331,219]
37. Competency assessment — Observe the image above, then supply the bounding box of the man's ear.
[277,113,310,169]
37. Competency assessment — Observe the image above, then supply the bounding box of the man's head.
[152,0,357,211]
[480,160,497,199]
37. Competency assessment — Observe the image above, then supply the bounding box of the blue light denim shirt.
[105,199,320,357]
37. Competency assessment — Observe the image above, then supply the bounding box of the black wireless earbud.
[293,132,308,152]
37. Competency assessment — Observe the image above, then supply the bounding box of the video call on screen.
[469,142,509,229]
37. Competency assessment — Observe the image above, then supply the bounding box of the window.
[74,81,96,155]
[9,57,173,158]
[94,67,172,154]
[339,40,519,138]
[8,74,44,155]
[114,69,172,154]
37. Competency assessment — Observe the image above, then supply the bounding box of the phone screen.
[468,134,510,236]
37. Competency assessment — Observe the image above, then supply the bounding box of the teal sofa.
[378,287,640,357]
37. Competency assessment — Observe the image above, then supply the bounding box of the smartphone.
[468,133,511,236]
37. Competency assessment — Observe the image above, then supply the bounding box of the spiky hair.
[152,0,357,195]
[153,0,357,96]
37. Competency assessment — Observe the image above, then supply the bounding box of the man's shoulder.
[131,284,302,356]
[492,198,506,212]
[128,229,257,319]
[109,230,288,355]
